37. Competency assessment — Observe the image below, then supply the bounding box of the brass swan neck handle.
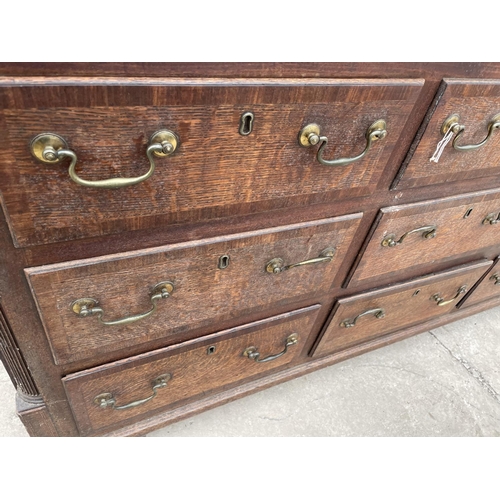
[340,308,385,328]
[30,130,178,189]
[94,373,171,411]
[299,120,387,167]
[447,113,500,152]
[243,334,298,363]
[266,247,336,274]
[430,285,467,307]
[71,281,174,326]
[431,113,500,162]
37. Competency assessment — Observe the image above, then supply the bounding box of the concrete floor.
[1,306,499,437]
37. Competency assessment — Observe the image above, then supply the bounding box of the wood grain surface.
[0,63,496,80]
[63,304,320,436]
[2,63,500,437]
[312,260,491,358]
[0,78,422,247]
[395,79,500,189]
[16,403,58,437]
[347,188,500,288]
[25,214,361,365]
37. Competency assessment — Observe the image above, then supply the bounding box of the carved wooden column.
[0,304,57,436]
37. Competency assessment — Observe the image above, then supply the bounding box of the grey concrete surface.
[1,306,499,437]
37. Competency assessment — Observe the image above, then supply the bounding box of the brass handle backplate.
[489,273,500,285]
[482,212,500,225]
[265,247,336,274]
[298,120,387,167]
[243,334,298,363]
[71,281,174,326]
[430,285,467,306]
[30,129,178,189]
[381,225,437,247]
[340,308,385,328]
[94,373,171,411]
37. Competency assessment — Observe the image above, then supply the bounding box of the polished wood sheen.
[2,63,500,437]
[0,78,422,247]
[395,79,500,190]
[25,214,361,365]
[63,305,320,436]
[312,260,491,358]
[347,188,500,288]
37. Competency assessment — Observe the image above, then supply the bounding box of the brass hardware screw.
[308,133,320,145]
[43,147,58,161]
[161,141,174,154]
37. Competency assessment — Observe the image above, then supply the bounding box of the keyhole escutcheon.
[239,112,254,136]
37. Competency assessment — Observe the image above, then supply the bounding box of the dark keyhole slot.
[207,346,216,355]
[239,112,254,136]
[463,208,474,219]
[218,255,230,269]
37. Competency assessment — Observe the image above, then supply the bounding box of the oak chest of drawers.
[1,63,500,436]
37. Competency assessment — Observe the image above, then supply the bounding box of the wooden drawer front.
[348,189,500,288]
[0,78,422,247]
[62,305,320,436]
[394,79,500,190]
[459,256,500,308]
[25,214,361,365]
[312,260,491,358]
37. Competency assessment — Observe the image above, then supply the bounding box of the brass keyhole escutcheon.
[239,111,254,136]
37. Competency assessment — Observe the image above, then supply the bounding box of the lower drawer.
[311,260,491,358]
[26,213,360,365]
[62,304,320,436]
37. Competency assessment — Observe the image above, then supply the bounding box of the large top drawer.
[0,78,422,247]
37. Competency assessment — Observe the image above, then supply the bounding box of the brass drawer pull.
[266,247,336,274]
[489,274,500,285]
[94,373,171,410]
[431,285,467,306]
[431,114,500,162]
[381,225,437,247]
[340,308,385,328]
[482,212,500,225]
[30,130,178,189]
[243,333,298,363]
[298,120,387,167]
[444,113,500,152]
[71,281,174,326]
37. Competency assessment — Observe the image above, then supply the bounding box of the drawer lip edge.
[0,77,427,87]
[62,303,322,382]
[24,212,363,276]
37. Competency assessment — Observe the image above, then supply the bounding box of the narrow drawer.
[25,213,361,365]
[394,79,500,190]
[348,189,500,288]
[312,260,491,358]
[62,304,320,436]
[459,256,500,308]
[0,77,422,247]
